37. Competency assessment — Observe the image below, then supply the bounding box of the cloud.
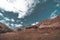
[31,22,39,26]
[4,17,10,21]
[50,10,57,19]
[0,0,40,18]
[56,4,60,7]
[0,20,10,27]
[21,22,23,24]
[0,13,3,16]
[15,24,23,27]
[0,19,23,29]
[10,18,15,22]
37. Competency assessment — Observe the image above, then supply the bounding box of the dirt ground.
[0,28,60,40]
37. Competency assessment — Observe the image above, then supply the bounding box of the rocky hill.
[36,14,60,29]
[0,15,60,40]
[0,22,13,33]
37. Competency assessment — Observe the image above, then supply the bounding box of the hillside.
[0,15,60,40]
[37,15,60,28]
[0,22,13,33]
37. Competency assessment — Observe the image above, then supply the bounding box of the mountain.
[0,15,60,40]
[36,14,60,29]
[0,22,13,33]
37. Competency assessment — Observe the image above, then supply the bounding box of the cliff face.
[0,15,60,40]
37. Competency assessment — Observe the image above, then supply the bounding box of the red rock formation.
[36,14,60,29]
[0,15,60,40]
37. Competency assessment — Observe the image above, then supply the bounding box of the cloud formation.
[0,0,39,18]
[50,10,57,19]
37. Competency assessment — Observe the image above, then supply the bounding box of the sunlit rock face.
[0,0,60,29]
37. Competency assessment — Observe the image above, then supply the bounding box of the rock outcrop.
[0,22,13,33]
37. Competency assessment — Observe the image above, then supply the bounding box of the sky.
[0,0,60,29]
[0,0,39,18]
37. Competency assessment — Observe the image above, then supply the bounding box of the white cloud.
[11,23,14,26]
[15,24,23,27]
[0,20,13,29]
[0,19,22,29]
[0,19,7,22]
[0,20,9,26]
[31,22,39,26]
[10,18,15,22]
[50,10,57,19]
[0,0,40,18]
[4,17,10,21]
[56,4,60,7]
[0,13,3,16]
[21,22,23,24]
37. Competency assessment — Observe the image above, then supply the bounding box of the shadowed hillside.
[0,22,13,33]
